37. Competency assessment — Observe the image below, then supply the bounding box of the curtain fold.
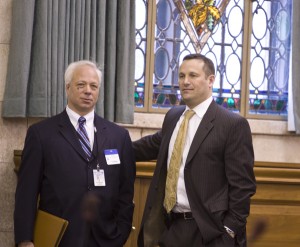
[292,0,300,133]
[2,0,135,124]
[2,0,35,116]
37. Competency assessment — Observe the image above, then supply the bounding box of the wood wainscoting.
[13,151,300,247]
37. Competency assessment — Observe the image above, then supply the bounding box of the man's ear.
[208,75,215,88]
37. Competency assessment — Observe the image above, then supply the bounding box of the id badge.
[93,169,106,186]
[104,149,120,165]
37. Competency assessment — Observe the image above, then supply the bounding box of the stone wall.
[0,1,24,246]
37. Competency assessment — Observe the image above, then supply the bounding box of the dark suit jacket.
[14,110,136,247]
[133,101,256,247]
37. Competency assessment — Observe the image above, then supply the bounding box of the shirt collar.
[66,106,95,127]
[185,96,213,118]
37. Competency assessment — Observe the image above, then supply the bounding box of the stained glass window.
[134,0,292,119]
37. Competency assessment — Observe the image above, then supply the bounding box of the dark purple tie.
[77,117,92,158]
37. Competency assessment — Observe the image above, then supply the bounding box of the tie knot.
[184,110,195,120]
[78,117,86,125]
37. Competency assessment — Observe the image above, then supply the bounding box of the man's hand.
[18,241,34,247]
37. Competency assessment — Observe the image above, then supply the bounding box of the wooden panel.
[247,204,300,247]
[124,178,151,247]
[253,183,300,204]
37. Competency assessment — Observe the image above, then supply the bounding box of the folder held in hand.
[33,210,69,247]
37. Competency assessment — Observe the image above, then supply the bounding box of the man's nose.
[183,77,190,85]
[84,85,92,93]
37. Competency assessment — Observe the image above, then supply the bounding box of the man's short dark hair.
[183,54,215,77]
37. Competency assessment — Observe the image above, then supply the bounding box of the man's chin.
[81,100,95,107]
[78,105,94,113]
[181,97,191,104]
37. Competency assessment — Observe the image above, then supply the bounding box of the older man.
[14,60,136,247]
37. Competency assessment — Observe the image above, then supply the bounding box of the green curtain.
[292,0,300,133]
[2,0,135,124]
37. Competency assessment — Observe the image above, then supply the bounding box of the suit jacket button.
[88,186,92,191]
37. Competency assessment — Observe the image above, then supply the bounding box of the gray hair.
[64,60,102,86]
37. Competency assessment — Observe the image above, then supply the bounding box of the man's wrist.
[224,225,235,238]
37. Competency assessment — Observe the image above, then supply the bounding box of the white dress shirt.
[168,96,213,212]
[66,106,95,149]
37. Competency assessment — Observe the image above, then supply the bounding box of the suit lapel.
[160,107,185,161]
[93,114,108,157]
[58,110,88,160]
[186,101,217,165]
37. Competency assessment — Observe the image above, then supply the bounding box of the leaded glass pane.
[135,0,148,108]
[249,0,291,116]
[202,0,244,112]
[151,0,243,111]
[152,0,196,108]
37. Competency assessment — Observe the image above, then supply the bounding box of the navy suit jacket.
[14,110,136,247]
[134,101,256,247]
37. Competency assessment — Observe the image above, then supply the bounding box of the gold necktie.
[164,109,195,213]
